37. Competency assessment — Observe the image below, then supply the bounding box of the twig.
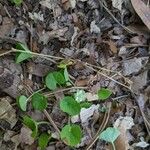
[44,86,88,97]
[0,50,14,57]
[86,102,111,150]
[43,109,61,134]
[85,64,131,90]
[98,0,135,34]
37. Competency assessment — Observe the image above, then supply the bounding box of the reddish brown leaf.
[131,0,150,30]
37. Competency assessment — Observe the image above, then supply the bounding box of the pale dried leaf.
[122,57,149,76]
[0,97,17,128]
[135,137,149,148]
[112,0,124,11]
[114,116,134,150]
[19,127,34,145]
[90,20,101,34]
[131,0,150,30]
[80,104,99,124]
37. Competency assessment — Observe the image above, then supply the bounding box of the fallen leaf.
[134,137,149,148]
[90,20,101,34]
[131,71,148,94]
[112,0,124,11]
[0,97,17,129]
[114,116,134,150]
[19,127,34,145]
[80,104,100,124]
[131,0,150,30]
[122,57,149,76]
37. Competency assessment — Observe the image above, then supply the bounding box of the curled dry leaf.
[131,0,150,30]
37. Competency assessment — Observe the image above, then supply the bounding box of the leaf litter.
[0,0,150,149]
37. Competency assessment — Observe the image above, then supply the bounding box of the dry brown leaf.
[131,0,150,30]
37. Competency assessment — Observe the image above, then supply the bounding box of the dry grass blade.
[86,102,111,150]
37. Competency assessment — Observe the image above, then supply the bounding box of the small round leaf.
[53,71,65,84]
[38,133,51,150]
[98,88,112,100]
[17,95,28,111]
[60,124,82,146]
[99,127,120,143]
[45,73,57,90]
[60,96,81,116]
[31,93,47,111]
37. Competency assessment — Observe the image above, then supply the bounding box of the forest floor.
[0,0,150,150]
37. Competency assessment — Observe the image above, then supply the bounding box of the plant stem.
[112,142,116,150]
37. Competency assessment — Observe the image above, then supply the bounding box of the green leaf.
[45,73,57,90]
[80,102,92,108]
[74,90,86,102]
[31,93,47,111]
[99,127,120,143]
[53,71,65,84]
[60,96,81,116]
[98,88,112,100]
[10,0,22,5]
[17,95,28,111]
[60,124,82,146]
[15,43,32,63]
[23,116,38,138]
[64,68,72,86]
[38,133,51,150]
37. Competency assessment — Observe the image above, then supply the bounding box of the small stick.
[44,86,88,97]
[43,109,61,134]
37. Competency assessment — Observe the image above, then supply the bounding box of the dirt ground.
[0,0,150,150]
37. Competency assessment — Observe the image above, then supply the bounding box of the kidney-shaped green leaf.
[98,88,112,100]
[31,93,47,111]
[60,96,81,116]
[17,95,28,111]
[38,132,51,150]
[99,127,120,143]
[45,73,57,90]
[23,116,38,138]
[60,124,82,146]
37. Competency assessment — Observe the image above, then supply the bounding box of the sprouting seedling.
[99,127,120,150]
[98,88,112,100]
[23,116,50,149]
[10,0,23,5]
[15,43,32,63]
[17,92,47,111]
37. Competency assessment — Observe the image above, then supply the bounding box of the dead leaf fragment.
[112,0,124,11]
[19,127,34,145]
[131,0,150,30]
[122,57,149,76]
[0,97,17,129]
[114,116,134,150]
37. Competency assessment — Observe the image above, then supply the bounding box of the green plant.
[23,116,50,149]
[38,133,51,150]
[17,92,47,111]
[10,0,23,5]
[60,124,82,146]
[15,43,32,63]
[99,127,120,150]
[98,88,112,100]
[60,96,81,116]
